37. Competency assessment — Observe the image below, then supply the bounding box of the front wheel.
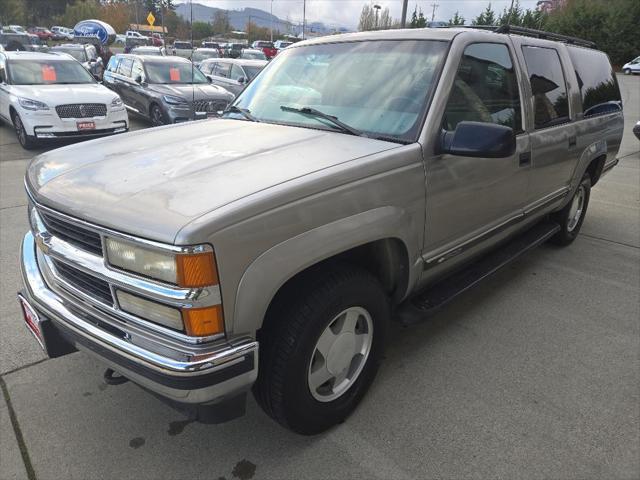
[150,104,167,126]
[12,112,37,150]
[253,263,390,435]
[623,68,631,75]
[550,173,591,246]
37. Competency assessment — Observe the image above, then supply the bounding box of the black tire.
[623,68,631,75]
[253,263,390,435]
[150,104,167,126]
[550,173,591,246]
[12,112,37,150]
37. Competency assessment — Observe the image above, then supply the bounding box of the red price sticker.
[169,67,180,81]
[41,65,57,82]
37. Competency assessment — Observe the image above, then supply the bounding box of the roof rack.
[463,25,596,49]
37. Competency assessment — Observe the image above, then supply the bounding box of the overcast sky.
[184,0,541,29]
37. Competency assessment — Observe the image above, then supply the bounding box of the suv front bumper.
[19,231,258,418]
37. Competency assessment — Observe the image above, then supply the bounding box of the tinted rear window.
[567,46,622,118]
[522,46,569,129]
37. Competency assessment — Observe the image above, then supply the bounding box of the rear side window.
[106,56,119,72]
[215,62,231,78]
[522,46,569,129]
[567,46,621,118]
[443,42,523,133]
[117,58,133,77]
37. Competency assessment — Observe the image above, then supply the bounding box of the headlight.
[163,94,188,106]
[111,96,124,107]
[18,97,49,111]
[104,237,218,288]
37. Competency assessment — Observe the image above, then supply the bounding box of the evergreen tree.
[472,3,497,26]
[449,11,466,26]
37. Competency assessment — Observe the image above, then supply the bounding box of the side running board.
[396,221,560,325]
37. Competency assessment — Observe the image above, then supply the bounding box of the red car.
[27,27,53,41]
[251,40,277,59]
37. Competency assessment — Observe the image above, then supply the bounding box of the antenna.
[506,0,516,27]
[190,0,194,113]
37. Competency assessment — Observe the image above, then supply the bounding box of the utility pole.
[374,4,381,30]
[270,0,274,42]
[430,2,439,22]
[400,0,409,28]
[302,0,306,40]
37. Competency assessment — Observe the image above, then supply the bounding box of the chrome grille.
[55,103,107,119]
[39,210,103,255]
[192,99,228,114]
[52,259,113,305]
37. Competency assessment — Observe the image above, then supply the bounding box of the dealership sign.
[73,20,116,45]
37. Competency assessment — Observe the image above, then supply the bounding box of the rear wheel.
[550,173,591,246]
[12,112,37,150]
[253,263,389,435]
[150,104,166,126]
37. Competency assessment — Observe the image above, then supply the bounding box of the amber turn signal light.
[182,305,224,336]
[176,251,218,288]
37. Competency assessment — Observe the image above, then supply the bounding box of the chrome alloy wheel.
[308,306,373,402]
[567,184,586,232]
[14,114,26,146]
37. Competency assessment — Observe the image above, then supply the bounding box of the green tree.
[191,21,212,39]
[55,0,101,28]
[472,3,497,25]
[0,0,26,25]
[409,5,427,28]
[546,0,639,66]
[498,0,524,26]
[211,10,230,35]
[449,11,466,26]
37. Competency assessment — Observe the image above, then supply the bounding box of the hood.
[148,83,233,101]
[28,119,399,244]
[10,83,117,104]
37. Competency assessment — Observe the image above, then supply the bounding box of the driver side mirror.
[134,75,143,84]
[439,121,515,158]
[237,76,246,84]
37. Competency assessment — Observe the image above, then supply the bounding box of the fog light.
[182,305,224,336]
[116,290,183,331]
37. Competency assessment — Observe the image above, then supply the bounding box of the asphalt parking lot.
[1,75,638,480]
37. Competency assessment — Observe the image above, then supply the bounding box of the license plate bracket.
[17,293,78,358]
[77,121,96,131]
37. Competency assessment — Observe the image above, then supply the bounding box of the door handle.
[519,152,531,167]
[568,136,577,147]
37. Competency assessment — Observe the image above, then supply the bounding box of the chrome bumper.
[19,231,258,405]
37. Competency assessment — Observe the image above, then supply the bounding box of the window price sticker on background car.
[77,121,96,131]
[41,65,57,82]
[169,67,180,81]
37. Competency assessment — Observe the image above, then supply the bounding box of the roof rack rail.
[462,25,596,49]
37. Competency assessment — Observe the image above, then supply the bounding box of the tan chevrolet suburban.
[18,26,623,434]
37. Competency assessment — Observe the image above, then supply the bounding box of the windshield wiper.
[224,105,259,122]
[280,105,363,137]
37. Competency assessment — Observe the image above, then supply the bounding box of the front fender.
[232,206,416,335]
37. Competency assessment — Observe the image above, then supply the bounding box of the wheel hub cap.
[307,306,373,402]
[567,186,585,232]
[326,333,356,375]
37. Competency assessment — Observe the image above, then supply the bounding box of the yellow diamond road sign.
[147,12,155,26]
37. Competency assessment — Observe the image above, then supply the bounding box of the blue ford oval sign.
[73,19,116,45]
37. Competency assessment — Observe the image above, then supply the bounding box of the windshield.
[242,51,266,60]
[144,61,208,84]
[234,40,447,142]
[132,48,162,56]
[52,47,86,62]
[243,65,264,80]
[192,50,218,61]
[9,59,95,85]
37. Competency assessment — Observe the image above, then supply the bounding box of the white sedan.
[0,51,128,149]
[622,56,640,75]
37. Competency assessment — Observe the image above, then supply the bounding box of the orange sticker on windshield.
[41,65,57,82]
[169,67,180,81]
